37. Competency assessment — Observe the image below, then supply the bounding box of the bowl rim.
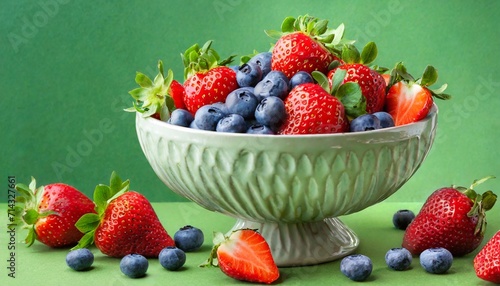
[136,103,438,140]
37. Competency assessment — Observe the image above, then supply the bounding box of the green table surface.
[1,202,499,286]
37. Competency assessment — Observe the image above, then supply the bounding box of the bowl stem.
[229,217,359,267]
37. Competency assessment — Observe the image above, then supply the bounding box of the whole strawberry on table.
[402,176,497,256]
[14,178,96,248]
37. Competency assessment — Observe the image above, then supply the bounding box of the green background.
[1,0,499,203]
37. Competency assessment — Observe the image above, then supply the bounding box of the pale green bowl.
[136,104,438,266]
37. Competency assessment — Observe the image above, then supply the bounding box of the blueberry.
[120,254,148,278]
[255,96,286,132]
[385,248,412,271]
[350,114,382,132]
[290,71,314,90]
[247,52,272,78]
[168,109,194,127]
[225,88,259,120]
[340,254,373,281]
[174,225,205,252]
[159,246,186,271]
[237,62,263,87]
[392,209,415,230]
[216,114,247,133]
[420,248,453,274]
[247,124,275,135]
[193,105,226,131]
[373,111,395,128]
[254,71,289,100]
[210,101,230,114]
[66,248,94,271]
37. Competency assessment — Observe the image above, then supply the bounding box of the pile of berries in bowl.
[130,14,450,266]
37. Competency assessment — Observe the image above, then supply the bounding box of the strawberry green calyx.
[387,62,452,100]
[72,171,130,250]
[181,40,236,80]
[125,60,175,119]
[313,69,367,119]
[14,178,57,246]
[265,14,353,55]
[199,231,226,268]
[458,176,497,236]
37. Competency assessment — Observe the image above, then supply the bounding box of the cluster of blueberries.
[168,51,397,134]
[66,225,204,279]
[168,52,316,134]
[340,210,453,282]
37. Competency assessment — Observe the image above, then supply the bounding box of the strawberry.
[169,79,186,109]
[385,62,451,126]
[14,178,96,248]
[126,60,178,120]
[181,40,238,114]
[327,42,387,114]
[73,172,175,258]
[474,230,500,284]
[201,229,280,284]
[402,176,497,256]
[266,15,349,79]
[278,83,348,135]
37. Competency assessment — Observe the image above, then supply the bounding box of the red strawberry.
[267,15,347,78]
[328,42,386,114]
[402,176,497,256]
[74,172,175,257]
[169,79,186,109]
[126,60,179,120]
[278,83,348,135]
[201,229,280,284]
[14,178,96,248]
[474,230,500,284]
[181,41,238,114]
[385,62,451,126]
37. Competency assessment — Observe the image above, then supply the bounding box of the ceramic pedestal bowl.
[135,104,438,267]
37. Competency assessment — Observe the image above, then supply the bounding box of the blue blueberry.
[237,62,263,87]
[210,101,230,114]
[216,114,247,133]
[373,111,395,128]
[254,71,289,100]
[420,248,453,274]
[340,254,373,281]
[193,105,226,131]
[247,124,275,135]
[350,114,382,132]
[247,52,272,77]
[290,71,314,90]
[392,209,415,230]
[168,108,194,127]
[66,248,94,271]
[159,247,186,271]
[385,248,412,271]
[174,225,205,252]
[254,96,286,132]
[225,88,259,120]
[120,254,149,278]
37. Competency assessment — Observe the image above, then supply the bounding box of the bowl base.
[229,217,359,267]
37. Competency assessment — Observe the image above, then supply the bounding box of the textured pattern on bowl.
[136,105,437,224]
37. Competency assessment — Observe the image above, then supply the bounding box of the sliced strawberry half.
[201,229,279,284]
[384,62,451,126]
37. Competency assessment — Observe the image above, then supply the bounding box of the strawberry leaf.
[336,82,367,119]
[23,209,39,225]
[75,213,100,233]
[341,44,360,64]
[482,190,497,211]
[71,231,95,251]
[420,65,438,87]
[281,16,296,33]
[311,71,331,93]
[360,42,377,65]
[135,72,153,88]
